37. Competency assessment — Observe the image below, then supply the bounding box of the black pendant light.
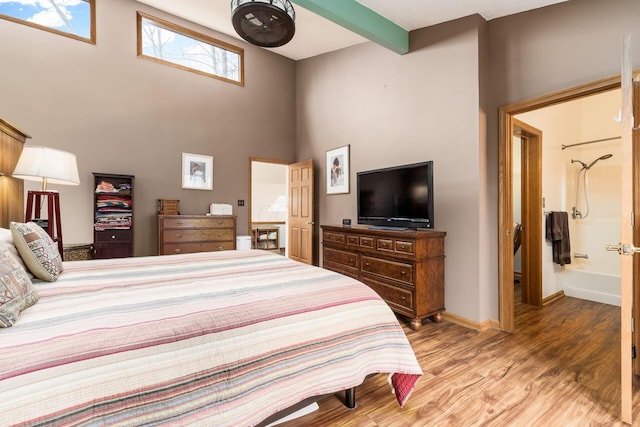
[231,0,296,48]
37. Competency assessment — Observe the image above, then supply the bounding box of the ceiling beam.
[291,0,408,55]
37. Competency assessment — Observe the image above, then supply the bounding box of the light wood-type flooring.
[279,284,640,426]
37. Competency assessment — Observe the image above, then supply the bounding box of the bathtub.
[562,269,620,306]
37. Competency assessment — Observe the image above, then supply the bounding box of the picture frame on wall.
[326,145,350,194]
[182,152,213,190]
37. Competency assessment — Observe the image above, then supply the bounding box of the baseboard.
[441,291,565,332]
[543,290,565,305]
[442,312,500,331]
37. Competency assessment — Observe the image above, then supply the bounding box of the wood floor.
[279,286,640,426]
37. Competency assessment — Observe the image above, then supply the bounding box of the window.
[0,0,95,43]
[137,12,244,86]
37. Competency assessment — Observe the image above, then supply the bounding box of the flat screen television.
[357,161,434,229]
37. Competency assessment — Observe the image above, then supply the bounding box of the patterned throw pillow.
[0,227,33,278]
[0,243,38,327]
[10,222,63,282]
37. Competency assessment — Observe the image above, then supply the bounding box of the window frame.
[0,0,96,44]
[136,12,245,87]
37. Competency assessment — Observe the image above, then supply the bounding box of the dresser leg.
[409,318,422,331]
[430,312,443,323]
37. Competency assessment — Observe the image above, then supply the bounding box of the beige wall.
[0,0,296,256]
[296,15,486,321]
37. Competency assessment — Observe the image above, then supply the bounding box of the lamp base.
[25,191,64,260]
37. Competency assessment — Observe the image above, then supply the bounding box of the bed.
[0,243,422,426]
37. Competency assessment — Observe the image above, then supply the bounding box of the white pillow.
[10,222,63,282]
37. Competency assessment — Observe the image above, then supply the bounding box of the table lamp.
[12,145,80,258]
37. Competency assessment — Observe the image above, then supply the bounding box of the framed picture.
[326,145,350,194]
[182,153,213,190]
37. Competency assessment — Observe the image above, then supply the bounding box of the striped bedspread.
[0,250,422,426]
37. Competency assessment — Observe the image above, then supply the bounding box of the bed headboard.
[0,118,31,228]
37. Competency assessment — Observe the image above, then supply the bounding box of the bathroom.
[514,88,621,306]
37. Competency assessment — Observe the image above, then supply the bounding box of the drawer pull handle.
[175,234,182,238]
[401,271,406,275]
[218,233,223,237]
[365,262,370,267]
[175,221,183,225]
[111,235,116,240]
[174,248,182,253]
[349,258,354,263]
[217,221,224,225]
[401,296,406,301]
[218,246,224,251]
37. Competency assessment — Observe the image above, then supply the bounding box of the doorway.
[249,157,288,255]
[498,76,625,332]
[499,73,640,425]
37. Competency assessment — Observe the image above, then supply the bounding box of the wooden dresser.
[0,118,30,228]
[158,215,236,255]
[321,225,446,330]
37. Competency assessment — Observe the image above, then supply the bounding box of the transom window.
[137,12,244,86]
[0,0,95,43]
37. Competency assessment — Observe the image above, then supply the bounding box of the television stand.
[321,225,446,330]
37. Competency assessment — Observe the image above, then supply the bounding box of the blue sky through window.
[0,0,91,39]
[140,15,242,84]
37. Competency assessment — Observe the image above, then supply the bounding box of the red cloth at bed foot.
[389,373,421,407]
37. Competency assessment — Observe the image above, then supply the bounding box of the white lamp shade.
[12,145,80,188]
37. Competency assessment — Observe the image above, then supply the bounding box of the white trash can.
[236,235,251,251]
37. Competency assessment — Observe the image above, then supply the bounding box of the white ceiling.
[135,0,568,60]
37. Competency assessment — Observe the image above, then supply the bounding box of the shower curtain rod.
[561,136,621,150]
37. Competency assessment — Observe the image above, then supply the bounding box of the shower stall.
[563,144,621,305]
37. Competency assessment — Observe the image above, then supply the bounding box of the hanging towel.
[545,211,571,266]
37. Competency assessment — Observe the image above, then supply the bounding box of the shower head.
[571,159,588,169]
[586,153,613,169]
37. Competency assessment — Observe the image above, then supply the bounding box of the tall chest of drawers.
[158,215,236,255]
[321,225,446,331]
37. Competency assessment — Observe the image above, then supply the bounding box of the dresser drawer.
[376,238,414,255]
[362,256,413,285]
[359,236,374,249]
[323,260,360,280]
[161,217,234,229]
[377,238,394,252]
[323,247,359,269]
[346,235,359,246]
[362,276,414,311]
[323,231,346,245]
[395,240,414,255]
[162,241,235,255]
[162,229,234,242]
[95,229,131,242]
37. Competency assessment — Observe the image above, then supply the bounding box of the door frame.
[513,118,543,307]
[498,74,626,332]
